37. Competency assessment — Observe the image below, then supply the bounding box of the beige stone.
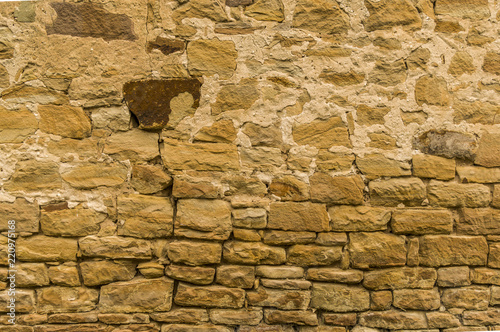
[212,80,259,115]
[79,236,152,259]
[41,206,105,237]
[356,105,390,126]
[320,70,366,86]
[38,105,91,139]
[168,240,221,266]
[104,129,159,162]
[490,243,500,268]
[287,245,343,266]
[210,308,263,325]
[419,235,488,267]
[150,309,208,324]
[17,263,49,287]
[494,185,500,208]
[364,0,421,31]
[482,52,500,75]
[175,283,245,308]
[245,0,284,22]
[349,232,406,269]
[453,99,500,125]
[1,85,69,105]
[492,286,500,306]
[0,290,34,313]
[391,209,453,235]
[293,0,349,34]
[435,0,490,19]
[458,166,500,183]
[269,176,309,202]
[316,232,348,246]
[47,312,98,324]
[47,137,99,160]
[316,151,354,172]
[263,230,315,245]
[223,241,286,265]
[415,75,450,106]
[18,236,77,262]
[0,107,38,143]
[195,120,237,143]
[322,313,357,326]
[223,174,267,197]
[442,286,490,310]
[268,202,329,232]
[368,60,407,86]
[472,267,500,285]
[475,131,500,167]
[233,228,261,241]
[138,262,164,279]
[371,291,392,310]
[437,266,470,287]
[37,287,98,313]
[260,279,311,290]
[173,176,219,199]
[369,178,426,206]
[329,206,390,232]
[359,311,427,330]
[162,324,232,332]
[393,288,440,310]
[363,267,437,290]
[246,287,310,310]
[458,208,500,235]
[310,174,364,205]
[264,310,317,326]
[131,165,172,194]
[293,117,351,148]
[48,265,80,287]
[166,265,215,285]
[80,260,136,286]
[100,278,174,313]
[91,106,130,131]
[448,51,475,77]
[61,163,128,189]
[463,309,500,326]
[307,268,363,284]
[428,181,491,207]
[356,154,411,179]
[427,312,461,329]
[412,154,456,180]
[187,39,237,79]
[240,146,285,171]
[256,266,304,279]
[216,265,255,289]
[1,199,39,232]
[367,132,397,150]
[242,122,284,149]
[232,208,267,229]
[173,0,227,22]
[311,283,369,312]
[5,160,62,192]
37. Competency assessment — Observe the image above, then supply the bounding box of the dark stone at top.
[147,36,185,55]
[123,79,202,131]
[46,3,136,41]
[414,130,477,160]
[226,0,253,7]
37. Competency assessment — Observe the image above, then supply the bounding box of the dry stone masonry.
[0,0,499,331]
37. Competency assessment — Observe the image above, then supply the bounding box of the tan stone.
[37,287,98,313]
[356,154,411,179]
[216,265,255,289]
[448,51,475,77]
[38,105,91,139]
[472,267,500,285]
[232,208,267,229]
[475,131,500,167]
[287,245,343,266]
[222,174,267,197]
[419,235,488,267]
[367,132,397,150]
[437,266,470,287]
[18,236,77,262]
[17,263,49,287]
[482,52,500,75]
[195,120,237,143]
[349,232,407,269]
[311,283,369,312]
[47,137,99,160]
[162,324,232,332]
[242,122,283,149]
[173,0,227,22]
[305,47,352,58]
[172,176,219,199]
[490,243,500,268]
[393,288,440,310]
[262,230,315,245]
[363,267,437,290]
[269,176,309,202]
[210,308,263,325]
[150,309,208,324]
[329,206,390,232]
[5,160,62,192]
[240,147,285,171]
[371,291,392,310]
[264,310,317,326]
[41,206,105,237]
[316,151,354,172]
[61,163,128,189]
[415,75,450,106]
[492,286,500,306]
[48,265,80,287]
[1,199,39,232]
[0,107,38,143]
[428,181,491,207]
[33,323,111,331]
[316,232,348,246]
[368,60,407,86]
[373,37,401,50]
[79,236,152,259]
[1,85,69,104]
[412,154,456,180]
[104,129,159,162]
[167,240,221,266]
[453,99,500,125]
[427,312,461,329]
[307,268,363,284]
[369,178,426,206]
[162,138,239,171]
[165,265,215,285]
[91,106,130,131]
[356,105,390,126]
[310,174,364,205]
[391,209,453,235]
[223,241,286,265]
[320,70,366,86]
[138,262,164,279]
[458,166,500,183]
[322,313,357,326]
[406,47,431,70]
[256,266,304,279]
[212,80,259,115]
[293,0,349,34]
[131,165,172,194]
[100,278,174,313]
[442,287,490,310]
[435,19,464,33]
[0,290,34,313]
[80,260,136,286]
[268,202,329,232]
[435,0,490,19]
[233,228,261,242]
[187,39,237,79]
[247,287,310,310]
[458,208,500,235]
[244,0,284,21]
[414,130,477,160]
[260,279,311,290]
[175,283,245,308]
[364,0,421,31]
[293,117,351,148]
[463,309,500,326]
[359,311,427,330]
[494,185,500,208]
[175,199,232,240]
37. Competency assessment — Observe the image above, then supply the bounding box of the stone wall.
[0,0,499,331]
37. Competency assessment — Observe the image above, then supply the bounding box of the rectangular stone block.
[458,208,500,235]
[80,261,136,286]
[18,236,78,262]
[311,283,369,312]
[210,308,262,325]
[262,230,316,245]
[232,208,267,229]
[268,202,329,232]
[260,279,311,290]
[166,265,215,285]
[307,268,363,284]
[0,290,35,313]
[391,209,453,235]
[428,180,491,207]
[419,235,488,267]
[16,263,50,287]
[329,205,390,232]
[412,154,455,180]
[442,286,490,310]
[393,288,440,310]
[369,178,426,206]
[472,267,500,286]
[363,267,437,290]
[426,312,461,329]
[359,311,428,330]
[356,154,411,179]
[463,309,500,326]
[223,241,286,265]
[246,287,310,310]
[264,310,318,326]
[37,287,98,313]
[168,240,222,266]
[309,173,364,205]
[437,266,470,287]
[41,206,105,237]
[1,198,39,232]
[149,309,208,324]
[287,245,343,266]
[79,236,152,259]
[216,265,255,289]
[255,266,304,279]
[175,283,245,308]
[349,232,406,269]
[489,243,500,268]
[457,166,500,183]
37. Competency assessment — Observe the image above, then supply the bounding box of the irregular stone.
[419,235,488,267]
[212,80,259,115]
[260,279,311,290]
[307,268,363,284]
[261,230,312,245]
[16,263,50,287]
[349,232,407,269]
[223,241,286,265]
[223,174,267,197]
[490,243,500,268]
[310,174,364,205]
[472,267,500,286]
[210,308,263,325]
[406,47,431,70]
[137,262,164,279]
[468,26,495,46]
[246,287,310,310]
[18,236,77,262]
[175,199,232,240]
[305,47,352,57]
[131,165,172,194]
[168,241,221,266]
[91,106,130,131]
[187,39,237,79]
[265,310,317,326]
[311,283,369,312]
[412,154,456,180]
[47,312,98,324]
[329,206,391,232]
[173,0,227,22]
[150,309,208,324]
[435,19,464,33]
[363,267,437,290]
[0,107,38,143]
[428,181,491,208]
[320,70,365,86]
[5,160,62,192]
[162,139,239,171]
[463,309,500,326]
[48,265,80,287]
[226,0,253,7]
[80,260,136,286]
[415,75,450,106]
[367,132,397,150]
[1,85,68,105]
[364,0,421,31]
[293,0,349,34]
[38,105,91,139]
[173,176,219,199]
[482,52,500,75]
[15,1,36,22]
[393,288,440,310]
[0,290,34,313]
[494,185,500,208]
[323,313,357,326]
[316,232,348,246]
[256,266,304,279]
[41,206,105,237]
[61,163,128,189]
[100,278,174,313]
[147,36,185,55]
[232,208,267,229]
[401,110,428,125]
[371,291,393,310]
[293,117,351,148]
[195,120,237,143]
[37,287,98,313]
[458,208,500,235]
[369,178,426,206]
[216,265,255,289]
[1,199,39,233]
[162,324,232,332]
[355,105,390,126]
[359,311,427,330]
[448,51,475,77]
[242,122,283,148]
[454,100,500,125]
[33,324,110,331]
[368,60,407,86]
[269,176,309,202]
[240,147,285,171]
[427,312,461,329]
[268,202,329,232]
[437,266,471,287]
[442,287,490,310]
[79,236,151,259]
[104,129,159,161]
[414,130,477,160]
[47,138,99,160]
[356,154,411,179]
[287,245,343,266]
[475,131,500,167]
[373,37,401,50]
[435,0,490,19]
[244,0,284,22]
[391,209,453,235]
[165,265,215,285]
[175,283,245,308]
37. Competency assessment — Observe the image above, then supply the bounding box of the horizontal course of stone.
[0,0,500,331]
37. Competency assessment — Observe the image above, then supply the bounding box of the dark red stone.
[147,36,185,55]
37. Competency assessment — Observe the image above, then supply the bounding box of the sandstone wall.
[0,0,500,331]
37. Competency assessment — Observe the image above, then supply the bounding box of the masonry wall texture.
[0,0,499,331]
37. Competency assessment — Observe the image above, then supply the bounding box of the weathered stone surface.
[0,107,38,143]
[359,311,428,329]
[269,176,309,201]
[256,266,304,279]
[80,260,136,286]
[173,0,227,22]
[349,232,406,269]
[393,288,440,310]
[391,209,453,235]
[293,0,349,34]
[223,174,267,197]
[268,202,329,232]
[47,312,98,324]
[355,105,390,126]
[0,290,34,313]
[210,308,263,325]
[167,241,222,266]
[48,265,80,287]
[147,36,185,55]
[415,75,450,106]
[15,1,36,22]
[490,243,500,268]
[173,176,219,199]
[419,235,488,267]
[245,0,284,22]
[138,262,164,279]
[307,268,363,284]
[435,0,490,19]
[287,245,343,266]
[482,52,500,75]
[458,208,500,235]
[38,105,91,139]
[310,174,364,205]
[240,147,285,171]
[373,37,401,50]
[293,117,351,148]
[263,231,315,245]
[428,181,491,207]
[427,312,461,329]
[226,0,253,7]
[131,165,172,194]
[46,2,136,40]
[150,308,208,324]
[47,138,99,160]
[195,120,237,143]
[37,287,99,313]
[369,178,426,206]
[100,278,174,313]
[5,160,62,192]
[233,208,267,229]
[223,241,286,265]
[494,185,500,208]
[162,139,240,171]
[435,19,464,33]
[363,267,437,290]
[162,324,232,332]
[364,0,421,31]
[61,163,128,189]
[212,80,259,115]
[18,236,77,262]
[370,291,392,310]
[104,129,159,161]
[437,266,470,287]
[449,51,475,77]
[330,206,390,232]
[216,265,255,288]
[457,166,500,183]
[242,122,283,149]
[16,263,49,287]
[442,287,490,310]
[247,287,310,310]
[41,206,105,237]
[175,283,245,308]
[472,267,500,285]
[166,265,215,285]
[356,154,411,179]
[1,199,39,232]
[260,279,311,290]
[1,85,69,105]
[414,130,477,160]
[492,286,500,306]
[187,39,237,79]
[264,310,317,326]
[311,283,369,312]
[407,47,431,70]
[79,236,151,259]
[175,199,232,240]
[475,131,500,167]
[412,154,456,180]
[323,313,357,326]
[463,309,500,326]
[368,60,407,86]
[320,70,365,86]
[367,132,397,150]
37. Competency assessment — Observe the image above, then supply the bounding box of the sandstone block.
[320,70,365,86]
[165,265,215,285]
[16,263,49,287]
[364,0,421,31]
[457,166,500,183]
[268,202,329,232]
[187,39,237,79]
[475,131,500,167]
[369,178,425,206]
[492,286,500,306]
[0,107,38,143]
[41,206,105,237]
[363,267,437,290]
[316,232,347,246]
[212,80,259,115]
[287,245,343,266]
[234,228,261,242]
[448,52,475,77]
[494,185,500,208]
[490,243,500,268]
[79,236,151,259]
[482,52,500,75]
[329,206,390,232]
[167,240,221,266]
[293,117,351,148]
[223,174,268,197]
[368,59,407,86]
[435,0,490,19]
[264,310,318,326]
[80,260,136,286]
[18,236,77,262]
[269,176,309,201]
[232,208,267,229]
[414,130,477,160]
[223,241,286,265]
[104,129,159,162]
[428,181,491,208]
[370,291,392,310]
[260,279,311,290]
[458,208,500,235]
[311,283,369,312]
[216,265,255,289]
[391,209,453,235]
[349,232,406,268]
[131,165,172,194]
[0,290,35,313]
[5,161,62,192]
[356,154,411,179]
[419,235,487,267]
[310,174,364,205]
[61,163,128,189]
[48,265,80,287]
[245,0,284,21]
[175,199,231,240]
[322,313,357,326]
[263,231,316,245]
[427,312,461,329]
[415,75,450,106]
[246,287,310,310]
[393,288,440,310]
[1,85,68,105]
[307,268,363,284]
[240,146,285,171]
[412,154,455,180]
[91,106,130,131]
[472,267,500,286]
[442,286,490,310]
[293,0,349,34]
[1,199,39,232]
[162,324,232,332]
[37,287,98,313]
[437,266,470,287]
[47,312,98,324]
[463,309,500,326]
[195,120,237,143]
[359,311,427,330]
[175,283,245,308]
[210,308,263,325]
[356,105,390,126]
[150,309,208,324]
[173,176,220,199]
[38,105,91,139]
[255,266,304,279]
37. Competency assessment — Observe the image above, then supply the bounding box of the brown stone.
[260,279,311,290]
[320,70,365,86]
[367,132,397,150]
[48,265,80,287]
[5,160,62,192]
[38,105,91,139]
[492,286,500,306]
[463,309,500,326]
[391,209,453,235]
[37,287,98,313]
[368,59,407,86]
[242,122,283,149]
[472,267,500,286]
[363,267,437,290]
[482,52,500,75]
[210,308,263,325]
[311,283,369,312]
[349,232,407,269]
[212,80,259,115]
[80,260,136,286]
[223,241,286,265]
[147,36,185,55]
[240,147,284,171]
[16,263,49,287]
[419,235,488,267]
[18,236,77,262]
[412,154,456,180]
[305,47,352,58]
[256,266,304,279]
[1,85,69,105]
[364,0,421,31]
[428,181,491,208]
[316,232,347,246]
[175,283,245,308]
[437,266,471,287]
[356,154,411,179]
[79,236,151,259]
[100,278,174,313]
[415,75,450,106]
[458,208,500,235]
[268,202,329,232]
[490,243,500,268]
[371,291,392,310]
[310,174,364,205]
[442,287,490,310]
[172,176,219,199]
[0,107,38,143]
[269,176,309,201]
[232,208,267,229]
[195,120,237,143]
[307,268,363,284]
[287,245,343,266]
[165,265,215,285]
[47,138,99,160]
[293,117,351,148]
[150,309,208,324]
[61,163,128,189]
[246,287,310,310]
[138,262,164,279]
[244,0,284,22]
[222,174,267,197]
[475,131,500,167]
[322,313,357,326]
[458,166,500,183]
[162,324,232,332]
[264,310,317,326]
[0,290,34,313]
[1,199,39,233]
[216,265,255,289]
[359,311,427,330]
[435,0,490,19]
[104,129,160,162]
[330,206,390,232]
[448,51,475,77]
[33,323,110,331]
[173,0,227,22]
[187,39,237,79]
[393,288,440,310]
[414,130,477,160]
[98,313,150,324]
[226,0,253,7]
[435,20,464,33]
[167,240,222,266]
[373,37,401,50]
[494,185,500,208]
[427,312,461,329]
[406,47,431,70]
[263,231,315,245]
[47,312,98,324]
[356,105,391,126]
[41,206,105,237]
[131,165,172,194]
[369,178,426,206]
[0,41,14,59]
[293,0,349,34]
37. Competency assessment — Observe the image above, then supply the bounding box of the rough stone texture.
[175,283,245,308]
[287,245,343,266]
[18,236,78,262]
[216,265,255,289]
[245,0,284,22]
[61,163,128,189]
[48,265,81,287]
[475,131,500,167]
[1,199,39,232]
[210,308,262,325]
[293,0,349,34]
[104,129,160,162]
[37,287,99,314]
[428,181,491,207]
[419,235,488,267]
[0,107,38,143]
[80,260,137,286]
[293,117,351,148]
[307,268,363,284]
[166,265,215,285]
[131,165,172,194]
[437,266,471,287]
[391,209,453,235]
[369,178,426,206]
[38,105,91,139]
[311,283,369,312]
[412,154,456,180]
[435,0,490,19]
[415,76,450,106]
[265,310,317,326]
[187,39,237,79]
[414,130,477,160]
[457,166,500,183]
[5,160,62,192]
[168,241,222,266]
[41,206,105,237]
[458,208,500,235]
[363,267,437,290]
[246,288,310,310]
[349,232,407,269]
[223,241,286,265]
[359,311,428,330]
[482,52,500,75]
[364,0,421,31]
[268,202,329,232]
[79,236,151,259]
[356,154,411,179]
[441,287,490,310]
[310,174,364,205]
[393,288,440,310]
[330,206,390,232]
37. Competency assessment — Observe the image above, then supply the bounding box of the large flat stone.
[168,240,222,266]
[268,202,329,232]
[329,205,390,232]
[37,287,99,313]
[18,236,78,262]
[223,241,286,265]
[175,283,245,308]
[363,267,437,290]
[0,106,38,143]
[41,206,105,237]
[349,232,406,268]
[311,283,370,312]
[419,235,488,267]
[79,236,152,259]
